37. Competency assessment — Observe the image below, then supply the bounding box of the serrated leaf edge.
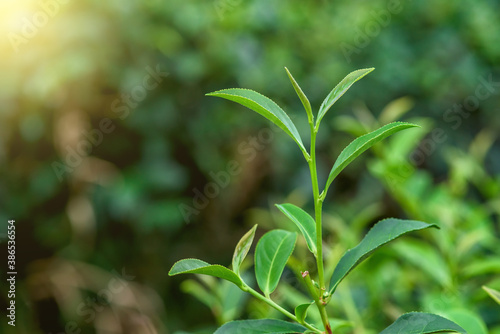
[317,68,375,126]
[329,219,438,293]
[381,312,467,334]
[326,122,419,190]
[206,88,306,153]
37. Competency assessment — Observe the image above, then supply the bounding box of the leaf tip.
[405,122,421,128]
[168,260,181,276]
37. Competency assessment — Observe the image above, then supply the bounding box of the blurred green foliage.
[0,0,499,333]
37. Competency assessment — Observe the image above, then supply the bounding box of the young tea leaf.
[276,203,317,256]
[255,229,297,296]
[233,224,258,275]
[169,259,243,288]
[329,219,437,294]
[483,286,500,304]
[214,319,307,334]
[206,88,307,154]
[295,302,313,324]
[325,122,418,194]
[317,68,374,127]
[379,312,467,334]
[285,67,313,124]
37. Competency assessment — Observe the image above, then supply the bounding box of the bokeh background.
[1,0,499,333]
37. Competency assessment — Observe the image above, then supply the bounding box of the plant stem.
[308,123,331,333]
[242,284,322,333]
[308,126,325,290]
[302,272,332,334]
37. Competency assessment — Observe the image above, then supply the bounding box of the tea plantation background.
[0,0,499,333]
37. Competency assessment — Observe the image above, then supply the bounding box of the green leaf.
[255,229,297,296]
[285,67,313,124]
[206,88,307,154]
[325,122,418,192]
[169,259,243,288]
[232,224,258,275]
[317,68,374,127]
[329,219,437,294]
[214,319,307,334]
[276,203,317,256]
[295,302,313,323]
[379,312,467,334]
[483,286,500,304]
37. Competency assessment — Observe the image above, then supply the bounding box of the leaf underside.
[329,219,437,294]
[379,312,467,334]
[276,203,317,256]
[233,224,258,275]
[169,259,243,288]
[295,302,313,324]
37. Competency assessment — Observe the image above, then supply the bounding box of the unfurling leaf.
[233,224,258,275]
[285,67,313,124]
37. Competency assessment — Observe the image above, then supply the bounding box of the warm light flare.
[0,0,70,61]
[0,0,38,50]
[0,0,74,102]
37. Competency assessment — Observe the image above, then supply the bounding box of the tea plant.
[169,68,467,334]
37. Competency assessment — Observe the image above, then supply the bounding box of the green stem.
[302,272,331,334]
[308,123,331,333]
[308,126,325,290]
[242,284,321,333]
